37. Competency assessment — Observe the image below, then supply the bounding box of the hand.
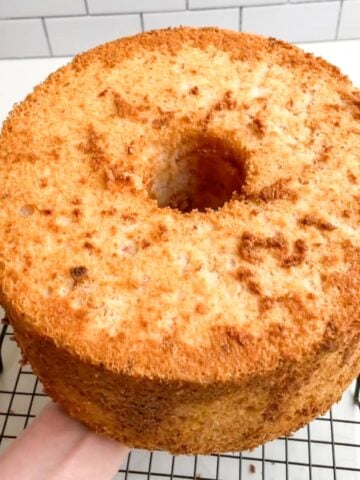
[0,402,129,480]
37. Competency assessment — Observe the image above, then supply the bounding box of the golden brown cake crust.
[0,28,359,453]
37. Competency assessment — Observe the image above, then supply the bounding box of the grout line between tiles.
[0,13,87,20]
[2,3,339,21]
[335,0,344,39]
[41,17,53,56]
[140,12,145,32]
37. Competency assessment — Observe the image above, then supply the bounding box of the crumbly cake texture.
[0,28,359,454]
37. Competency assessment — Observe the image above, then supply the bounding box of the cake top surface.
[0,27,359,382]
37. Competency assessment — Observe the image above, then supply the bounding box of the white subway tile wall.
[189,0,286,7]
[87,0,186,14]
[0,0,358,58]
[290,0,338,2]
[338,0,360,39]
[0,19,49,58]
[0,0,86,18]
[45,15,141,56]
[242,2,340,43]
[143,8,240,31]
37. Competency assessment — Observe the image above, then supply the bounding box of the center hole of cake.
[151,137,246,213]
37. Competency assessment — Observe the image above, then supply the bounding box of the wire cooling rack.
[1,321,359,480]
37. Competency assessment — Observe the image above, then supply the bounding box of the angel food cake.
[0,28,359,453]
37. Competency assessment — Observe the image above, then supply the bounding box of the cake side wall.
[9,312,360,454]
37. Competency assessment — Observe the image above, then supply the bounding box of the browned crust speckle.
[256,179,298,203]
[250,116,266,137]
[70,266,88,282]
[0,27,359,454]
[281,239,307,268]
[78,125,107,171]
[299,214,336,231]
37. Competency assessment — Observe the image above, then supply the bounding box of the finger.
[0,402,129,480]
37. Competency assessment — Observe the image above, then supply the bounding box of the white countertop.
[0,39,360,125]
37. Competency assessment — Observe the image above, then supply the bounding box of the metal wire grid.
[1,322,359,480]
